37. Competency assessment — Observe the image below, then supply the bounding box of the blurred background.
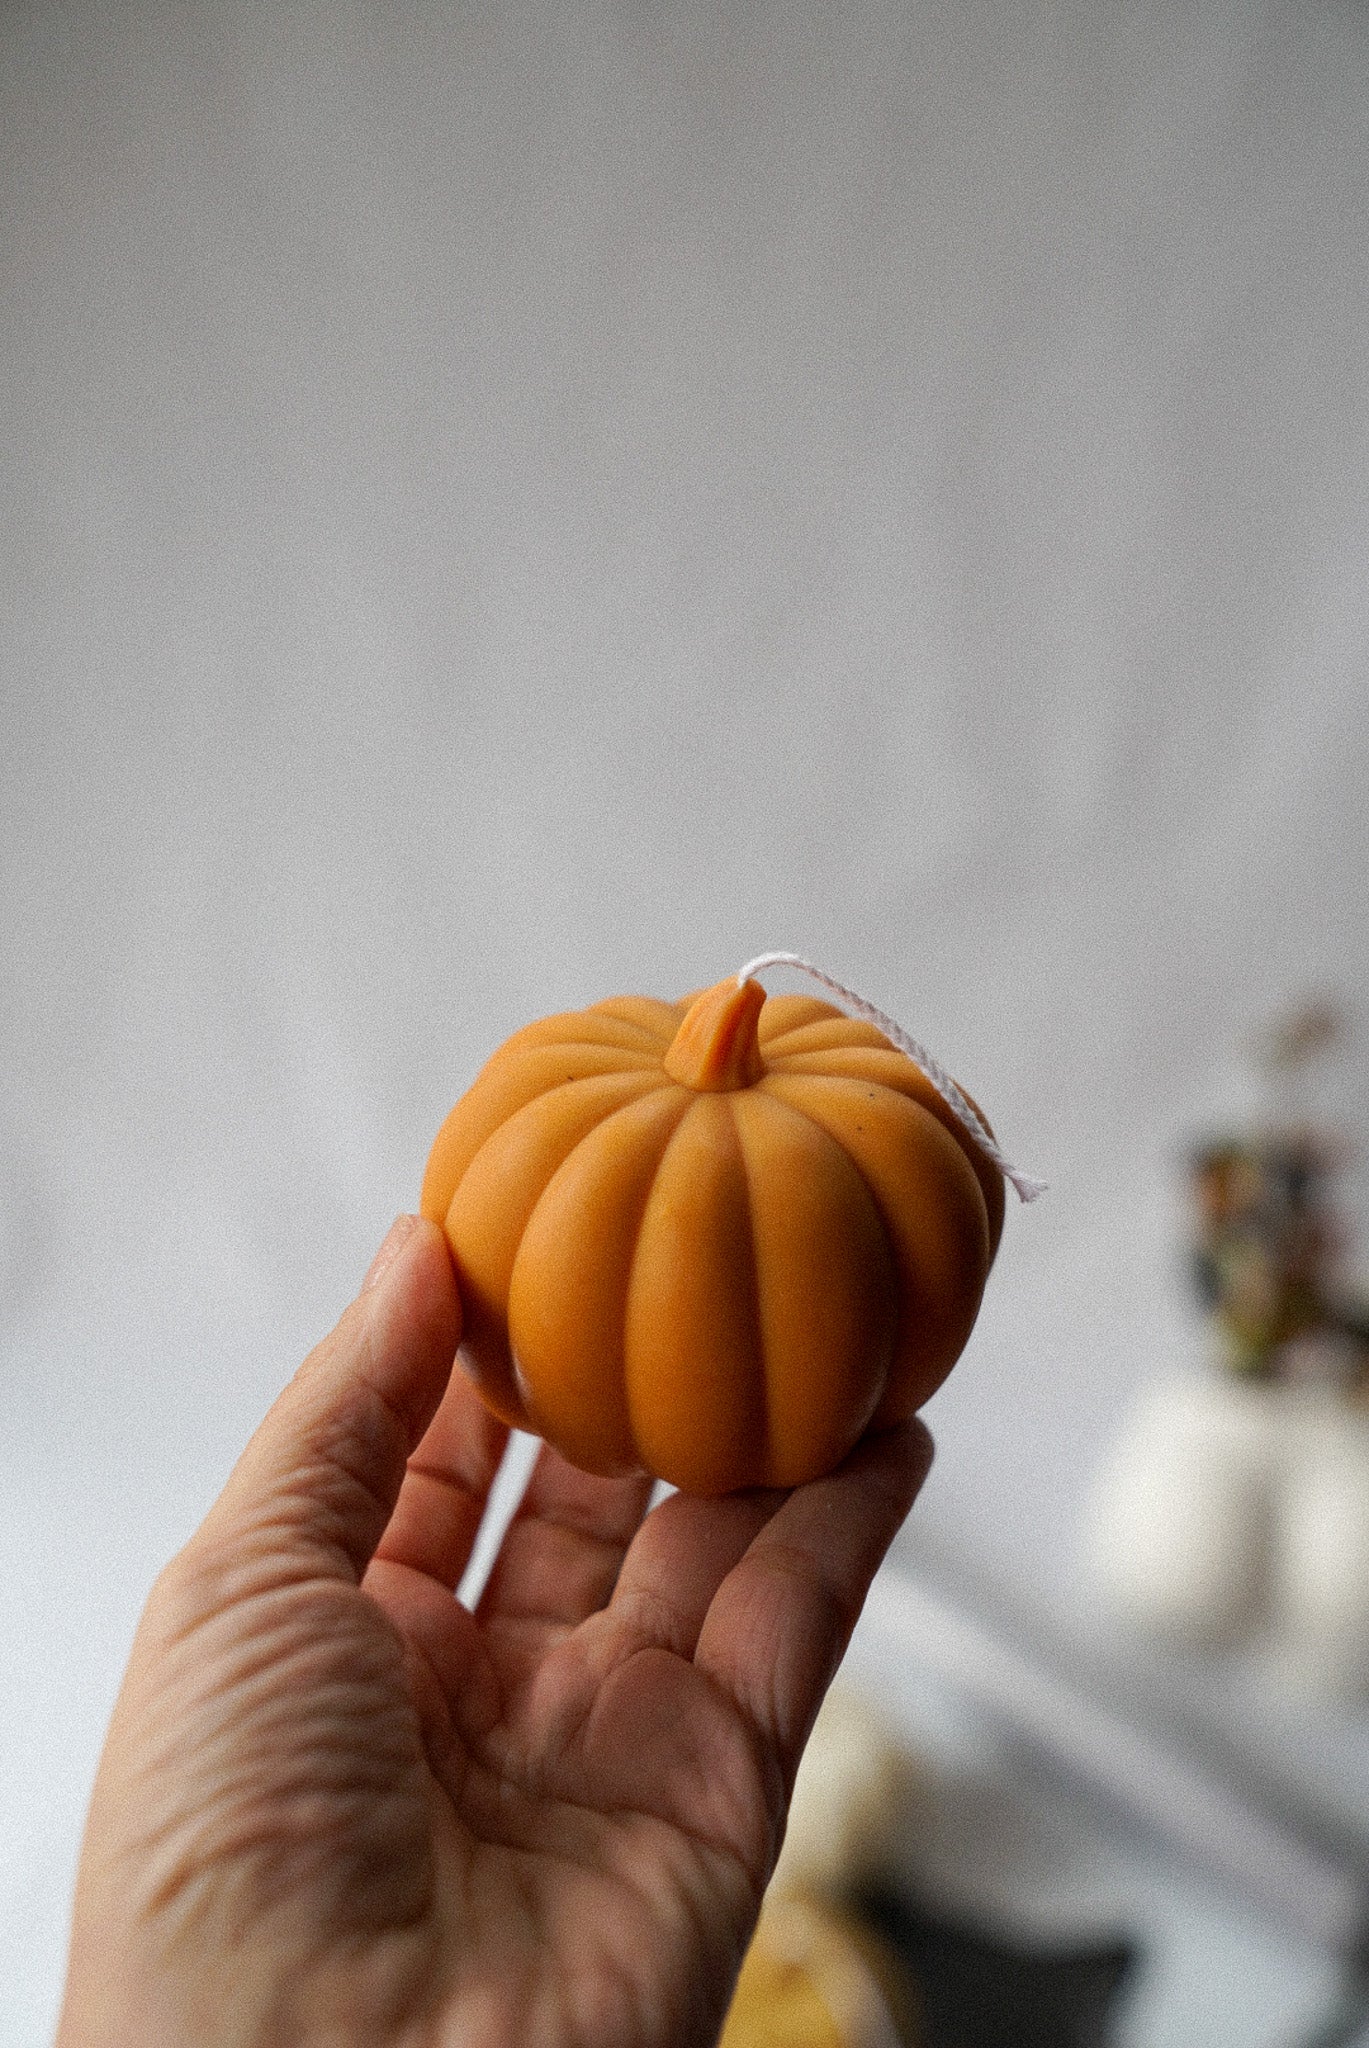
[3,2,1368,2042]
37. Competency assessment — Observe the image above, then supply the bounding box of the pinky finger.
[693,1421,933,1790]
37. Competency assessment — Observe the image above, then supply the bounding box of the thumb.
[194,1214,462,1584]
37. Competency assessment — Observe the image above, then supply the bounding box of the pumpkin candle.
[421,966,1024,1494]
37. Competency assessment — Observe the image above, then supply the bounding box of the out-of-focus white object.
[1083,1378,1280,1644]
[1084,1377,1369,1695]
[770,1685,924,1900]
[1274,1406,1369,1696]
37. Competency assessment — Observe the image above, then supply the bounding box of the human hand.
[58,1214,931,2048]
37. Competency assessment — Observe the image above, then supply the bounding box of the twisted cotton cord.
[738,951,1047,1203]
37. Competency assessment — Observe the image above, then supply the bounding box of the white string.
[738,951,1047,1204]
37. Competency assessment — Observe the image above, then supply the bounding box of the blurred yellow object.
[720,1894,914,2048]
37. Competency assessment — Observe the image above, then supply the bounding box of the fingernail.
[362,1213,420,1293]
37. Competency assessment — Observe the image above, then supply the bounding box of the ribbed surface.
[423,986,997,1490]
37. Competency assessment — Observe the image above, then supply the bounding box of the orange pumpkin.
[421,975,1005,1494]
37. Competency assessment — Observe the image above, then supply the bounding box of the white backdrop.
[4,2,1369,2039]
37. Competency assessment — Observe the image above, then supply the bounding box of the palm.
[353,1369,898,2048]
[66,1221,928,2048]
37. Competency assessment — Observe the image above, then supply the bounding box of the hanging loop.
[738,950,1046,1204]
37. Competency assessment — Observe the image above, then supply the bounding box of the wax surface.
[422,978,1004,1492]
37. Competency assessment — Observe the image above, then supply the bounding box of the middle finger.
[477,1443,655,1641]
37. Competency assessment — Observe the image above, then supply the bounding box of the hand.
[58,1214,932,2048]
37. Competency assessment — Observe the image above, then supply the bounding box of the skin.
[57,1214,932,2048]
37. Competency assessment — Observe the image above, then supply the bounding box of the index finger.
[693,1421,933,1789]
[372,1356,510,1590]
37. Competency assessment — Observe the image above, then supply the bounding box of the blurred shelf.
[840,1531,1369,2047]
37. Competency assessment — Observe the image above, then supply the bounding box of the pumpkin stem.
[664,977,767,1091]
